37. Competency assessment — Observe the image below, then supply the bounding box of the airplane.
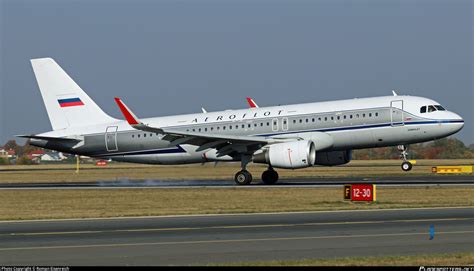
[21,58,464,185]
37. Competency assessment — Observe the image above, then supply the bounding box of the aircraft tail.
[30,58,117,130]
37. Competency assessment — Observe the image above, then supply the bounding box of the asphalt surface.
[0,207,473,265]
[0,175,473,189]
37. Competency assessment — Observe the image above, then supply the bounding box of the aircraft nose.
[450,112,464,132]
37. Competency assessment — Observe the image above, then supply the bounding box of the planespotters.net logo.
[420,267,474,271]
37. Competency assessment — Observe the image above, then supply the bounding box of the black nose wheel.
[234,170,253,185]
[261,168,279,185]
[398,145,413,172]
[401,161,413,172]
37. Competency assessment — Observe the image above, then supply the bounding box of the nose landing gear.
[398,145,413,172]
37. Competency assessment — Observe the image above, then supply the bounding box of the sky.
[0,0,472,144]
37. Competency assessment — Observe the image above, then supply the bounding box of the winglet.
[114,97,141,125]
[246,97,259,108]
[392,90,398,96]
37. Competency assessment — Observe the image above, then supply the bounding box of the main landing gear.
[233,155,280,185]
[398,145,413,172]
[234,154,253,185]
[261,167,279,185]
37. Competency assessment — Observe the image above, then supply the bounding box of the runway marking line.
[3,217,473,237]
[0,206,472,224]
[0,230,472,252]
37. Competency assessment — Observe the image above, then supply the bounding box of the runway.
[1,207,473,265]
[0,175,473,189]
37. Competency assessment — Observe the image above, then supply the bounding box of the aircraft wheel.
[401,161,413,172]
[261,169,279,185]
[234,170,253,185]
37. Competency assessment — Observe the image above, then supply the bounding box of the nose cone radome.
[448,112,464,134]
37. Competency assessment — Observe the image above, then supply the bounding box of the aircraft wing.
[114,98,288,157]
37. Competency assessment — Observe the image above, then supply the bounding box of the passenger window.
[283,120,287,124]
[428,105,436,112]
[331,116,334,120]
[343,115,346,119]
[235,125,238,129]
[223,126,226,130]
[198,128,201,132]
[217,127,220,130]
[267,122,270,126]
[211,127,214,131]
[242,124,245,128]
[337,116,340,120]
[324,117,327,121]
[260,123,264,126]
[132,135,135,138]
[362,113,366,118]
[293,120,296,124]
[312,118,315,122]
[144,133,147,137]
[356,114,359,118]
[420,106,427,113]
[138,134,140,138]
[229,126,232,130]
[205,128,208,132]
[369,113,372,117]
[375,113,378,117]
[350,115,353,119]
[248,124,251,128]
[299,119,302,123]
[318,117,321,121]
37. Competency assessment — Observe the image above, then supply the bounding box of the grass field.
[1,186,473,220]
[217,252,474,266]
[0,159,472,183]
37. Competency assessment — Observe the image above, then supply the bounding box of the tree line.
[1,137,473,165]
[352,137,474,160]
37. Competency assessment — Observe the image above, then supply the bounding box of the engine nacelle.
[253,140,316,169]
[314,150,352,166]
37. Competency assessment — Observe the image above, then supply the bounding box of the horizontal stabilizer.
[17,135,81,142]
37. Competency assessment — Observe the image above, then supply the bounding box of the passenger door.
[390,100,404,126]
[282,117,289,131]
[272,118,279,132]
[105,126,118,151]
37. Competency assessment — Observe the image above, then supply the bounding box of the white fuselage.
[32,95,464,165]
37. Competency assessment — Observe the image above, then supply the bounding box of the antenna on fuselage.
[392,90,398,96]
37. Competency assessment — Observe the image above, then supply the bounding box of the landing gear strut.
[234,154,253,185]
[261,167,279,185]
[398,145,413,172]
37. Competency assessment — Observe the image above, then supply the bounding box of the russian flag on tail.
[58,98,84,107]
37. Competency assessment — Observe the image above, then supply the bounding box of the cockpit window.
[421,105,446,114]
[434,105,446,111]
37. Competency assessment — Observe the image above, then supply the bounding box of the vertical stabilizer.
[30,58,116,130]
